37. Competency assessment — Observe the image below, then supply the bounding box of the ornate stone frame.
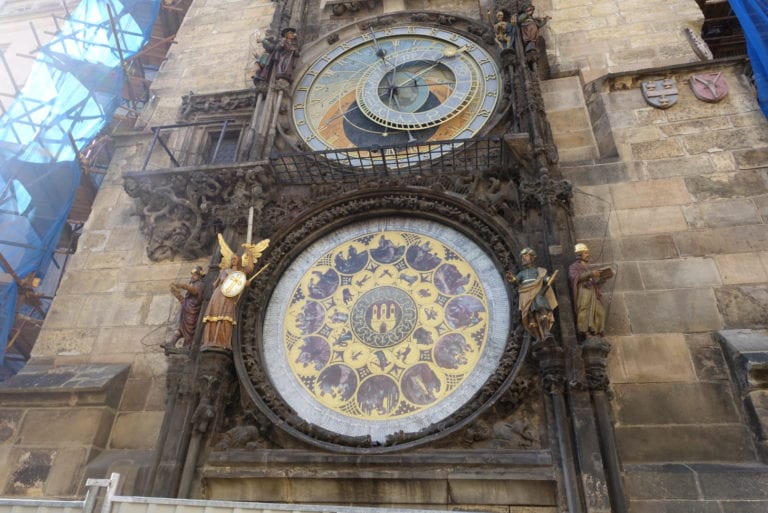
[235,188,528,453]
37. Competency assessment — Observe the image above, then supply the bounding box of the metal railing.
[134,118,506,185]
[140,119,239,172]
[0,474,483,513]
[269,136,504,185]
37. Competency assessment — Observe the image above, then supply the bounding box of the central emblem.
[351,286,417,348]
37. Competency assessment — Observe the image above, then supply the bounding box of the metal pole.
[0,52,22,95]
[262,89,284,159]
[177,432,202,498]
[551,390,585,513]
[593,391,629,513]
[28,22,43,52]
[210,119,229,163]
[106,3,137,111]
[141,128,161,171]
[99,473,121,513]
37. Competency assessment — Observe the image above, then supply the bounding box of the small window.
[206,129,241,164]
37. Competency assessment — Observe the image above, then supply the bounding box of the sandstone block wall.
[545,54,768,509]
[540,0,703,81]
[558,61,767,464]
[0,0,276,498]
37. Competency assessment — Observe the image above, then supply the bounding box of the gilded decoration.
[262,218,511,444]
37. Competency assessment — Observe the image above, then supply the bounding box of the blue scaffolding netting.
[0,0,161,378]
[730,0,768,117]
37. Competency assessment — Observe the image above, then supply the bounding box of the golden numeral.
[294,103,305,109]
[485,73,497,81]
[478,109,491,117]
[478,58,490,65]
[407,26,415,33]
[297,86,309,92]
[449,34,459,41]
[340,42,351,50]
[361,33,371,41]
[296,119,306,126]
[486,90,498,97]
[430,28,438,35]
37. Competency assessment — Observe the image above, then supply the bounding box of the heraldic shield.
[690,72,729,103]
[642,79,679,109]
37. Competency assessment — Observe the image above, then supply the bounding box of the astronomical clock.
[126,5,586,509]
[233,15,529,453]
[290,25,502,166]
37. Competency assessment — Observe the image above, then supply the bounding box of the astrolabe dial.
[292,26,501,167]
[355,45,478,131]
[262,218,511,444]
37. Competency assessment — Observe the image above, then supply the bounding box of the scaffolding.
[0,0,164,379]
[729,0,768,117]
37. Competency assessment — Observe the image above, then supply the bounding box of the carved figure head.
[574,243,590,261]
[190,265,206,280]
[520,247,537,265]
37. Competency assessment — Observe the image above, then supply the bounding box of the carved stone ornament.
[519,170,573,213]
[531,334,566,394]
[123,163,275,261]
[180,89,258,119]
[327,0,377,17]
[641,79,678,109]
[582,335,612,393]
[236,189,529,453]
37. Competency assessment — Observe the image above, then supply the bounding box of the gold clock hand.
[393,46,467,88]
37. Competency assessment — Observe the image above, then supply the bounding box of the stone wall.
[539,0,704,81]
[0,0,276,498]
[552,59,768,507]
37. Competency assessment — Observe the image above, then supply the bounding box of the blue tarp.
[729,0,768,116]
[0,0,161,377]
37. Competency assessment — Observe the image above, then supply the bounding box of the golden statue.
[201,234,269,350]
[507,247,558,341]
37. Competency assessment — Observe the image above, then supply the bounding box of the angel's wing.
[217,233,235,269]
[241,238,270,273]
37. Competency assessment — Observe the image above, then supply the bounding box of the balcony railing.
[135,119,506,186]
[268,136,504,185]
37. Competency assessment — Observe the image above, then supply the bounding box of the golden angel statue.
[201,233,269,350]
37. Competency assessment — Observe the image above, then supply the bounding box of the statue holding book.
[568,243,614,337]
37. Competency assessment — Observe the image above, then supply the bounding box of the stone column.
[583,336,628,513]
[532,335,585,513]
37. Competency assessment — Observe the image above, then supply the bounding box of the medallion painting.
[263,218,511,443]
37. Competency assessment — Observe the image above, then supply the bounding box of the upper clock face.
[292,26,501,167]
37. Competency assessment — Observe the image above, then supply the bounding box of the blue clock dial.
[292,26,501,166]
